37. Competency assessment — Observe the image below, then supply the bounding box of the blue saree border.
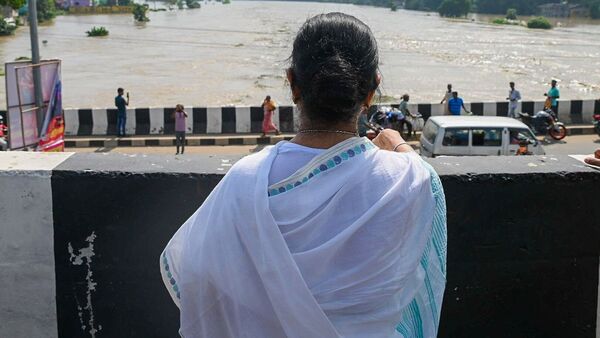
[268,137,376,197]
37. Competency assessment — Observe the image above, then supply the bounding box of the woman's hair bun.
[291,13,379,123]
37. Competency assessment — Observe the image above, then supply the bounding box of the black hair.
[117,87,124,93]
[290,13,379,124]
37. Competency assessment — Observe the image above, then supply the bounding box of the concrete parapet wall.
[0,152,599,337]
[62,99,600,136]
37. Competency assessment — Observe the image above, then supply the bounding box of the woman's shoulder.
[226,146,276,178]
[369,150,433,190]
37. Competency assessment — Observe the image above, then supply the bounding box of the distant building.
[538,2,590,18]
[55,0,92,9]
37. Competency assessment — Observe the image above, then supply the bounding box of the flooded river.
[1,1,600,108]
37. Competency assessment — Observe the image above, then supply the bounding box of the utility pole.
[28,0,44,135]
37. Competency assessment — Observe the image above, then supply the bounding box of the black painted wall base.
[438,173,599,337]
[49,154,599,337]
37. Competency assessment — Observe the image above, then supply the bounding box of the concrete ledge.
[1,152,598,337]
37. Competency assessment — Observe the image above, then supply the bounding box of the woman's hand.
[584,149,600,166]
[372,129,412,153]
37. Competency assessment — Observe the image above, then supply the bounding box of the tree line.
[271,0,600,18]
[406,0,600,18]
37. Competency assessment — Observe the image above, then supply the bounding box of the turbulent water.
[1,1,600,109]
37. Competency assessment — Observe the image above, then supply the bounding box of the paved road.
[67,134,600,157]
[540,134,600,155]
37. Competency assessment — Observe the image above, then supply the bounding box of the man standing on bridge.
[507,82,521,118]
[115,88,129,137]
[440,84,453,115]
[448,91,470,116]
[545,80,560,117]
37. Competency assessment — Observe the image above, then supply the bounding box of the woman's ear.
[287,68,301,103]
[364,74,382,107]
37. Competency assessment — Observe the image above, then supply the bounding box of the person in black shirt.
[115,88,129,136]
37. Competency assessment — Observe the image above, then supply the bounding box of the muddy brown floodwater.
[1,1,600,109]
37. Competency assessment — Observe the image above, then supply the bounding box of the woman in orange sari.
[261,95,281,137]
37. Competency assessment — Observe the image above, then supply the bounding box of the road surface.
[66,134,600,157]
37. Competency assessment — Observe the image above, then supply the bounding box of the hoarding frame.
[5,59,62,150]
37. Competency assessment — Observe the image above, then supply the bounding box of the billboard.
[5,60,63,150]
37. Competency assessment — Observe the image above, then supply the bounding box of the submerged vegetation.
[491,18,519,25]
[133,3,150,22]
[86,26,109,36]
[527,16,553,29]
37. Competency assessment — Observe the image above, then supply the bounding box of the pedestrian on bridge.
[261,95,280,137]
[448,91,470,116]
[173,104,188,155]
[544,80,560,116]
[115,88,129,137]
[440,83,453,115]
[507,82,521,118]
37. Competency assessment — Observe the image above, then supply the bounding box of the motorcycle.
[518,108,567,141]
[368,106,422,140]
[593,114,600,137]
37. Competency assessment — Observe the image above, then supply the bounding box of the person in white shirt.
[507,82,522,118]
[440,83,453,115]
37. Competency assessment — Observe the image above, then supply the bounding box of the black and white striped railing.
[61,100,600,136]
[63,106,300,136]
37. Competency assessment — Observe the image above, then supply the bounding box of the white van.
[420,116,545,157]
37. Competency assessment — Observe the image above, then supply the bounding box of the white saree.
[160,137,447,338]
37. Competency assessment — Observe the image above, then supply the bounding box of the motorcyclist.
[399,94,416,138]
[369,107,392,129]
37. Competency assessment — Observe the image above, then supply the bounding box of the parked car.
[420,116,545,157]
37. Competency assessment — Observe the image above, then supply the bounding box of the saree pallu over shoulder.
[161,138,447,338]
[396,162,447,338]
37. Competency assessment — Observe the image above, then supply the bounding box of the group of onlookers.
[112,79,565,155]
[438,80,560,118]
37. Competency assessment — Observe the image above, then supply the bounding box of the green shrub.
[222,0,230,4]
[86,26,109,37]
[506,8,517,20]
[0,18,17,36]
[0,0,26,10]
[527,16,552,29]
[133,3,150,22]
[491,17,519,25]
[390,1,397,11]
[438,0,471,18]
[37,0,57,22]
[185,0,200,8]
